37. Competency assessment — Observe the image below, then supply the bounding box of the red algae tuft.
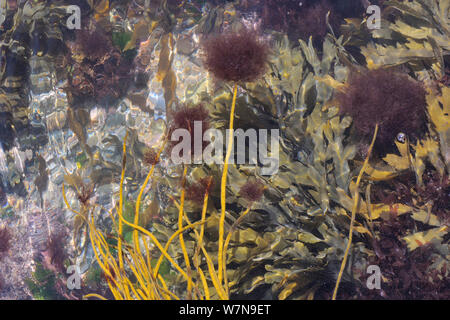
[336,69,427,150]
[202,27,269,83]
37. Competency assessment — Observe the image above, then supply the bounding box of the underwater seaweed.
[0,0,447,302]
[373,170,450,224]
[63,134,230,300]
[168,103,211,158]
[0,225,12,258]
[170,104,211,134]
[418,172,450,223]
[186,177,214,205]
[75,27,111,61]
[358,214,450,299]
[288,0,339,42]
[201,24,273,293]
[65,23,134,106]
[352,0,449,82]
[76,183,95,208]
[0,52,33,150]
[201,27,269,83]
[24,263,60,300]
[143,148,161,166]
[214,35,362,300]
[42,233,68,273]
[0,0,72,152]
[239,179,265,203]
[239,0,376,42]
[336,69,428,151]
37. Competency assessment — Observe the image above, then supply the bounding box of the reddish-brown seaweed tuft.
[186,177,214,205]
[168,104,211,158]
[292,0,338,41]
[336,69,427,150]
[0,226,12,258]
[202,27,269,83]
[143,148,160,166]
[77,183,94,207]
[45,233,67,272]
[76,27,111,61]
[65,23,134,106]
[240,0,343,42]
[358,214,450,299]
[239,179,265,203]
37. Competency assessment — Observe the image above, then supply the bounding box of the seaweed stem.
[133,141,166,258]
[119,196,197,292]
[177,165,194,298]
[174,200,229,299]
[223,206,252,296]
[117,131,130,297]
[83,293,108,300]
[65,134,202,299]
[332,123,378,300]
[218,83,238,286]
[193,178,213,282]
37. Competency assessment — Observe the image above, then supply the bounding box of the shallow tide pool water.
[0,0,448,300]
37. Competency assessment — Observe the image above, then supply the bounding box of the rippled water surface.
[0,0,448,300]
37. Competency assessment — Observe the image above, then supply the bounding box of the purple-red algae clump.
[44,233,68,273]
[186,177,214,205]
[336,69,427,149]
[65,23,134,106]
[0,226,12,258]
[143,148,160,166]
[168,104,211,158]
[239,179,265,203]
[359,214,450,299]
[240,0,343,42]
[202,27,269,83]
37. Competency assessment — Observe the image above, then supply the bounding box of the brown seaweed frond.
[333,123,379,300]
